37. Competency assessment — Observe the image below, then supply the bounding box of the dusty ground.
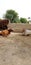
[0,32,31,65]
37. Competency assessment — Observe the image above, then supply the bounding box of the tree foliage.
[20,18,27,23]
[3,10,20,23]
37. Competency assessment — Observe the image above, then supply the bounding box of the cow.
[21,28,31,36]
[0,29,13,37]
[0,19,9,27]
[0,19,9,31]
[23,29,31,36]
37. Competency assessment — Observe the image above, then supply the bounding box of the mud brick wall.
[8,23,31,32]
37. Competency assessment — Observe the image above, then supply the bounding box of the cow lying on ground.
[22,29,31,36]
[0,29,13,37]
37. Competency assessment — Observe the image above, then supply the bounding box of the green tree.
[3,9,20,23]
[20,18,27,23]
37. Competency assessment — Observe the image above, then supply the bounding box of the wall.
[8,23,31,32]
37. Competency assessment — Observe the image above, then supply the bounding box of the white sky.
[0,0,31,18]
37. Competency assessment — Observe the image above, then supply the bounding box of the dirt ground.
[0,32,31,65]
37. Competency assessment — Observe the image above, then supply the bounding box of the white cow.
[23,29,31,36]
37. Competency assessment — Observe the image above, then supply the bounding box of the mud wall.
[8,23,31,32]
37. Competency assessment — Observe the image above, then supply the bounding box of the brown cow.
[0,19,9,27]
[1,29,13,37]
[0,19,9,31]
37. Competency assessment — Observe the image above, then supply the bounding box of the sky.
[0,0,31,18]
